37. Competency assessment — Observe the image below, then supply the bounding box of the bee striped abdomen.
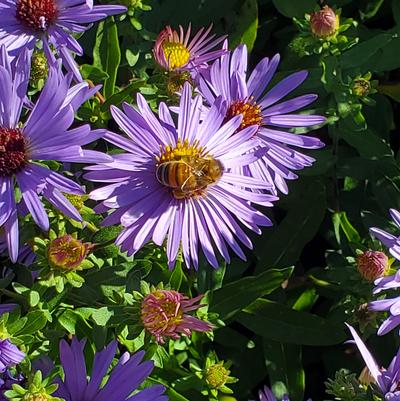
[156,161,191,189]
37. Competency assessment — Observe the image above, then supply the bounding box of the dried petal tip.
[310,6,339,38]
[140,290,212,343]
[357,250,388,281]
[48,235,91,271]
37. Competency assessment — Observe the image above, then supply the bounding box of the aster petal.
[259,70,309,109]
[59,338,88,400]
[247,54,280,101]
[346,323,384,390]
[3,204,19,263]
[0,177,13,226]
[83,341,117,400]
[16,170,49,231]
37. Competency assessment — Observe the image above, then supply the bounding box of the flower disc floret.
[162,41,191,70]
[16,0,58,31]
[205,363,230,389]
[225,98,263,130]
[0,128,27,177]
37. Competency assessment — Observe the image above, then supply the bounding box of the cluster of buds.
[291,5,357,56]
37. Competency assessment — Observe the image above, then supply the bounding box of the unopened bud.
[48,235,91,271]
[357,251,388,281]
[205,363,230,389]
[352,78,371,97]
[310,6,339,38]
[30,51,48,86]
[24,395,50,401]
[63,193,85,211]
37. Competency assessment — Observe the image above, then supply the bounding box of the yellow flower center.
[226,98,263,131]
[156,139,223,199]
[162,41,190,70]
[63,193,85,211]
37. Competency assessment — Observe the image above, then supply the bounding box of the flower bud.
[310,6,339,38]
[30,51,48,87]
[24,395,50,401]
[357,250,388,281]
[205,362,230,389]
[48,235,91,271]
[352,78,371,97]
[140,290,212,343]
[63,193,85,212]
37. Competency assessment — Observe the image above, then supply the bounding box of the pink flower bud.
[310,6,339,38]
[357,250,388,281]
[48,235,91,271]
[140,290,212,343]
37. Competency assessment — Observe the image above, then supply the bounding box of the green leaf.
[394,0,400,25]
[93,17,121,99]
[210,267,293,320]
[100,79,146,112]
[58,309,79,334]
[23,311,48,335]
[28,291,40,307]
[263,340,305,401]
[230,0,258,51]
[237,299,346,345]
[340,33,394,70]
[80,64,109,82]
[169,259,183,291]
[332,211,361,244]
[272,0,317,18]
[254,180,326,272]
[92,307,114,326]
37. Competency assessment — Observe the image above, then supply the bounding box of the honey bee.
[156,157,224,198]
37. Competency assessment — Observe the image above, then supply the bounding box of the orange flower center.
[226,98,263,130]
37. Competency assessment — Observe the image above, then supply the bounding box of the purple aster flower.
[249,386,311,401]
[347,323,400,400]
[0,0,126,81]
[0,304,17,316]
[86,82,276,269]
[0,339,25,373]
[54,337,167,401]
[198,43,325,195]
[153,24,226,75]
[366,209,400,335]
[370,209,400,261]
[0,46,111,262]
[0,231,36,266]
[0,369,24,401]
